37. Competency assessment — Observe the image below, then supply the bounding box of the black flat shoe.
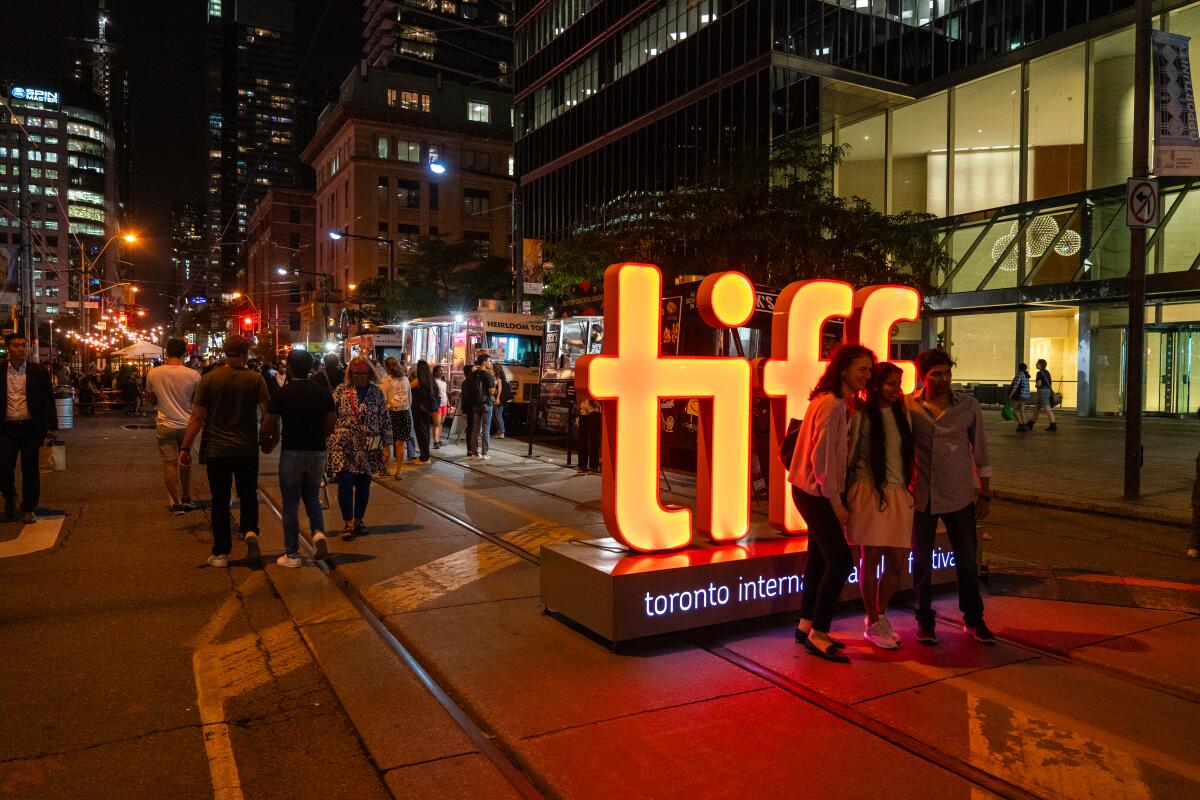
[795,629,845,650]
[803,640,850,663]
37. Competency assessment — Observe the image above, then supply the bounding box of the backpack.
[472,371,492,406]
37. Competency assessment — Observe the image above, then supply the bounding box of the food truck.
[381,309,544,422]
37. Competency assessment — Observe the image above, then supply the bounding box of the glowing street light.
[428,161,447,174]
[328,230,343,240]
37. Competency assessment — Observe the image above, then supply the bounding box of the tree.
[543,138,950,296]
[358,238,511,322]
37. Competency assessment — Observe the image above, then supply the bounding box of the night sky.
[0,0,360,314]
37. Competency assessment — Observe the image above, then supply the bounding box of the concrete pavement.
[0,417,391,800]
[4,414,1200,799]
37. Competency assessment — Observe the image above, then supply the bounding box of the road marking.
[189,573,313,800]
[898,659,1200,791]
[967,693,1152,799]
[0,516,64,558]
[363,523,575,614]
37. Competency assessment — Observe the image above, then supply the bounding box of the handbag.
[778,418,801,468]
[40,438,66,472]
[1051,392,1063,408]
[1001,400,1015,421]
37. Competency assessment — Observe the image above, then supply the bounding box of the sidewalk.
[982,412,1197,525]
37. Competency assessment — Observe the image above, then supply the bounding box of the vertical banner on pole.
[1153,30,1200,176]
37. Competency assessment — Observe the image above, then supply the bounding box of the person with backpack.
[1029,358,1057,432]
[790,343,876,663]
[466,354,496,460]
[1008,363,1031,432]
[490,362,512,439]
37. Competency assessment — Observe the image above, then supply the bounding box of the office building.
[301,67,513,306]
[206,0,298,291]
[171,202,207,301]
[516,0,1200,417]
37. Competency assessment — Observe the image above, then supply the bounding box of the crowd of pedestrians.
[790,346,995,662]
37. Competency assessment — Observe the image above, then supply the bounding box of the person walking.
[0,333,57,523]
[380,356,413,479]
[575,392,602,474]
[1030,358,1057,432]
[1008,363,1031,432]
[491,362,511,439]
[326,357,392,540]
[460,363,478,456]
[907,348,996,644]
[312,353,344,393]
[180,336,270,568]
[790,343,875,663]
[431,365,449,448]
[409,360,435,464]
[466,354,496,460]
[259,349,336,567]
[845,362,915,650]
[146,338,201,514]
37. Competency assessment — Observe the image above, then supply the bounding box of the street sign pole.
[1124,0,1152,500]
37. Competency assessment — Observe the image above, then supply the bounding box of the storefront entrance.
[1145,327,1200,416]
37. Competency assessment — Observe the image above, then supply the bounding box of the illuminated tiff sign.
[576,263,919,554]
[10,86,59,105]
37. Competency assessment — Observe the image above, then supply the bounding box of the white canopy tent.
[111,341,163,359]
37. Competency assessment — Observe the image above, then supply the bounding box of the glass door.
[1144,327,1200,416]
[1176,329,1200,417]
[1144,329,1170,414]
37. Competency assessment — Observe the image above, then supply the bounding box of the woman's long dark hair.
[414,359,434,411]
[863,362,914,511]
[809,343,876,401]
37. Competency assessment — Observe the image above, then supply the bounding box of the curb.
[991,487,1190,528]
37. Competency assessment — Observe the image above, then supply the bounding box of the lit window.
[396,139,420,162]
[386,88,398,107]
[508,156,514,176]
[399,91,431,112]
[467,100,490,123]
[376,135,389,159]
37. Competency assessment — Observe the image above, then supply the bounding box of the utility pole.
[17,128,35,352]
[1124,0,1152,499]
[512,184,523,313]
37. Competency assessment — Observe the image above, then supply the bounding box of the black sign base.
[541,531,959,643]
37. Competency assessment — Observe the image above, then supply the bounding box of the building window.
[396,139,420,162]
[378,221,389,237]
[508,155,514,176]
[329,152,340,175]
[464,188,491,216]
[400,91,431,112]
[289,232,300,248]
[376,135,390,159]
[387,87,398,107]
[289,311,300,331]
[429,183,438,211]
[464,232,489,257]
[289,207,300,224]
[397,179,420,209]
[467,100,490,123]
[378,175,389,207]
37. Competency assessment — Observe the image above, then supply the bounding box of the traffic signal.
[242,315,256,331]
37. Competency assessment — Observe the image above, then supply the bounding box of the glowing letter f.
[577,264,753,553]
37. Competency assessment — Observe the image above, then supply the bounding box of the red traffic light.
[242,315,255,327]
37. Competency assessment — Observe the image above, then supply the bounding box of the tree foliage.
[543,138,949,296]
[355,238,510,322]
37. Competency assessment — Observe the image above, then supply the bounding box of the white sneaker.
[481,454,490,461]
[276,553,303,568]
[878,615,901,645]
[208,554,229,568]
[863,618,898,650]
[312,531,328,560]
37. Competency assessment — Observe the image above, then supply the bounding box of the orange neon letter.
[576,265,752,552]
[755,280,854,534]
[846,285,921,394]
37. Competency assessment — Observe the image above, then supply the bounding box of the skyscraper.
[206,0,298,292]
[362,0,513,88]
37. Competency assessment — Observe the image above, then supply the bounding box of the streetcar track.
[262,466,1199,800]
[256,487,547,800]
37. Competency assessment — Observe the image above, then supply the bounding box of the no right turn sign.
[1127,178,1160,228]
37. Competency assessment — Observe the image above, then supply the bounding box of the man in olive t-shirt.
[180,336,269,567]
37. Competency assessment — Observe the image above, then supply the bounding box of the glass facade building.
[516,0,1200,417]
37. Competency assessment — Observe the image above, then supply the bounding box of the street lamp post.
[78,233,137,370]
[277,267,331,344]
[329,226,396,283]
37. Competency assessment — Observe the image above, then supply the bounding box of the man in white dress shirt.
[0,333,58,523]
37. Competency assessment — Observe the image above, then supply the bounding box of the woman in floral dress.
[327,357,392,540]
